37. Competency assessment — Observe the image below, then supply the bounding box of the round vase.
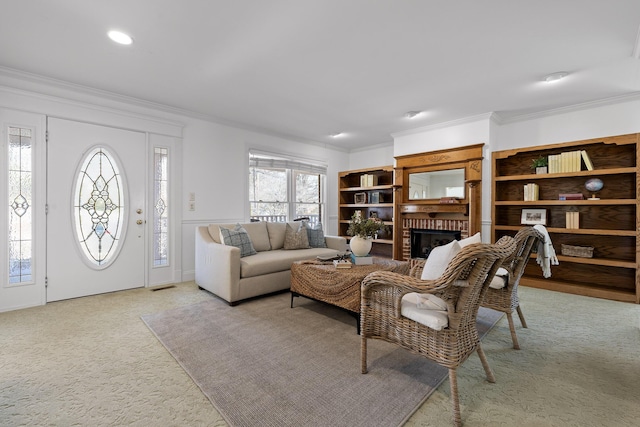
[349,236,373,257]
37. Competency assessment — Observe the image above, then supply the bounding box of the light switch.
[188,202,195,211]
[189,192,196,201]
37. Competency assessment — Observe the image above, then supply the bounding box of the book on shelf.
[581,150,594,171]
[565,211,580,229]
[333,259,352,269]
[548,150,590,173]
[360,174,378,187]
[558,193,584,200]
[523,183,539,201]
[350,253,373,265]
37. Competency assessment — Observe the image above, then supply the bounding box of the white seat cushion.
[401,293,448,331]
[489,267,510,289]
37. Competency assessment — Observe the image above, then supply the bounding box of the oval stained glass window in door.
[73,146,126,268]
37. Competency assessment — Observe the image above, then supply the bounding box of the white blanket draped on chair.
[533,224,558,278]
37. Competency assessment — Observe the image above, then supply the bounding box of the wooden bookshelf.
[338,166,394,258]
[492,133,639,304]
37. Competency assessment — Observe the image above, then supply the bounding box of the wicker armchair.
[360,237,517,427]
[481,227,543,349]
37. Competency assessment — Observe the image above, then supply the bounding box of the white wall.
[389,97,640,242]
[3,69,640,299]
[494,96,640,151]
[180,117,349,280]
[0,72,349,289]
[347,143,394,170]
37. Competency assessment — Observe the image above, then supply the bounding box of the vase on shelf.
[349,236,373,257]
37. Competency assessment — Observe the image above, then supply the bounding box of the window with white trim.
[249,151,326,227]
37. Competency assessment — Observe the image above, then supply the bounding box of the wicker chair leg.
[506,312,521,350]
[448,368,462,427]
[516,305,528,328]
[360,336,368,374]
[476,343,496,383]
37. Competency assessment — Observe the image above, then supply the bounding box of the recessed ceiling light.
[543,72,568,83]
[403,111,423,119]
[108,30,133,45]
[330,132,344,138]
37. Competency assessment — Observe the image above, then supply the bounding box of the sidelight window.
[153,147,169,266]
[7,127,33,284]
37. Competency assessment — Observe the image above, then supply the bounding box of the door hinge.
[45,204,49,215]
[45,277,48,287]
[45,130,49,142]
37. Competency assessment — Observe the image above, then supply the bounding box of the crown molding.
[391,112,496,138]
[0,66,347,151]
[348,140,394,154]
[498,92,640,124]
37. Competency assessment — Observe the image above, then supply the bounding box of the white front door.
[46,118,147,302]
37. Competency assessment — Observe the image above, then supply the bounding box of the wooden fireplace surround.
[393,144,484,260]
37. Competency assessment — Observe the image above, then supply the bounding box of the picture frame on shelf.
[354,192,367,204]
[521,208,547,225]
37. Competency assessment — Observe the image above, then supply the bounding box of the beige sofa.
[195,221,347,305]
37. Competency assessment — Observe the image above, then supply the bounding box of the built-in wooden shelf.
[338,166,395,258]
[492,133,640,304]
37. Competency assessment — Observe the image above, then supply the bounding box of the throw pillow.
[420,240,461,281]
[304,221,327,248]
[458,232,481,248]
[219,224,257,257]
[283,222,310,250]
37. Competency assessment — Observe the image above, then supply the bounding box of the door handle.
[136,219,143,225]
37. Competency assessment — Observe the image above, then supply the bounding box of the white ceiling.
[2,0,640,150]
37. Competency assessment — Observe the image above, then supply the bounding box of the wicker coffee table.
[290,257,409,333]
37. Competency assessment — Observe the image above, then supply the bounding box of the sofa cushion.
[240,248,340,278]
[284,222,310,250]
[240,221,271,252]
[304,222,327,248]
[266,222,287,250]
[219,224,257,257]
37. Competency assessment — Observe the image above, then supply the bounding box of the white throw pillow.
[459,232,481,247]
[421,240,461,281]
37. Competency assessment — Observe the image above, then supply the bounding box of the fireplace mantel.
[393,144,484,260]
[399,203,468,216]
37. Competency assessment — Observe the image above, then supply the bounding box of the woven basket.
[561,244,594,258]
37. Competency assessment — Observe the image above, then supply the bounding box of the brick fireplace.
[393,144,483,260]
[402,217,469,260]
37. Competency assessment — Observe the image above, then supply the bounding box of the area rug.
[142,292,502,427]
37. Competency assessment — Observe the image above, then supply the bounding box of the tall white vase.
[349,236,373,257]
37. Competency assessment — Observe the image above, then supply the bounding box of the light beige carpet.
[1,281,639,426]
[141,293,502,427]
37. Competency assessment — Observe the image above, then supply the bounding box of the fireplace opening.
[410,229,462,259]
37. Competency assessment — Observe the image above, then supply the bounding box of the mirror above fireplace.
[408,168,465,200]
